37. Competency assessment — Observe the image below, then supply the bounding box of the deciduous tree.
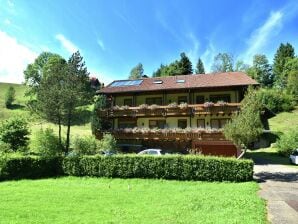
[129,63,144,80]
[211,53,234,72]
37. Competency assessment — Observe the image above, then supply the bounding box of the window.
[123,99,133,106]
[196,95,205,104]
[209,94,231,103]
[110,80,143,87]
[178,96,188,104]
[153,80,163,84]
[210,119,229,129]
[118,119,137,128]
[176,79,185,83]
[197,119,205,128]
[149,120,166,129]
[178,119,187,129]
[146,97,162,105]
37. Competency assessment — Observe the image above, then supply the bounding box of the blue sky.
[0,0,297,84]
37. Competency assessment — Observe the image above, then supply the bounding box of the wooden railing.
[96,129,226,141]
[98,103,241,118]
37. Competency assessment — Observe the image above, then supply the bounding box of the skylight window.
[153,80,163,84]
[176,79,185,83]
[110,80,143,87]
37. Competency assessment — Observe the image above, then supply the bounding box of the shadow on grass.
[7,104,26,110]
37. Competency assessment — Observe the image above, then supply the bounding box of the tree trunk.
[58,117,62,150]
[65,109,72,154]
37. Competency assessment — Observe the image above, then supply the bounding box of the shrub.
[30,128,63,156]
[0,156,63,181]
[256,88,294,113]
[62,155,254,182]
[4,86,15,108]
[0,117,30,151]
[0,140,12,154]
[276,130,298,156]
[71,135,98,155]
[97,134,117,153]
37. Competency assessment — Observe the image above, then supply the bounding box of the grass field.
[0,177,266,224]
[269,106,298,134]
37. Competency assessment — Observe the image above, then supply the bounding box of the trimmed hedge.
[0,156,63,181]
[62,155,254,182]
[0,155,254,182]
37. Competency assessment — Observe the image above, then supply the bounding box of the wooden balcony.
[98,103,241,118]
[96,129,226,141]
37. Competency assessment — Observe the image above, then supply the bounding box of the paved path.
[254,159,298,224]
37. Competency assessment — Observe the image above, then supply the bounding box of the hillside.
[0,82,92,137]
[269,106,298,134]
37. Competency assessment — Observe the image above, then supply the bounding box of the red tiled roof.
[98,72,258,94]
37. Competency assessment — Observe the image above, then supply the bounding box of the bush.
[0,156,63,181]
[0,140,12,153]
[0,117,30,151]
[4,86,15,108]
[71,135,98,155]
[256,88,294,113]
[30,128,64,156]
[97,134,117,153]
[276,130,298,156]
[62,155,254,182]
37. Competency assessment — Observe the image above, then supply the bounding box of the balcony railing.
[96,128,226,141]
[98,103,241,118]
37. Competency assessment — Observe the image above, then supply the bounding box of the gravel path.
[254,160,298,224]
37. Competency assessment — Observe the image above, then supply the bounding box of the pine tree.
[273,43,295,87]
[178,52,192,75]
[4,86,15,108]
[251,54,274,87]
[195,58,205,74]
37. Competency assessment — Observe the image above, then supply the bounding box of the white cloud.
[186,32,200,66]
[0,31,37,83]
[97,39,105,51]
[55,34,78,54]
[241,11,283,63]
[201,42,216,73]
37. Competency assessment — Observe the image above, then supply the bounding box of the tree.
[273,43,295,87]
[4,86,15,108]
[223,87,263,149]
[63,51,92,153]
[91,94,111,134]
[234,60,250,72]
[178,52,192,75]
[284,57,298,102]
[250,54,274,87]
[0,117,30,151]
[129,63,144,80]
[195,58,205,74]
[211,53,234,72]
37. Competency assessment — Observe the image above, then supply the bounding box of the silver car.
[137,149,162,155]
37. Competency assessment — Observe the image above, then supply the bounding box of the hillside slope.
[269,106,298,134]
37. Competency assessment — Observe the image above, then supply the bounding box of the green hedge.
[62,155,254,182]
[0,155,254,182]
[0,156,63,181]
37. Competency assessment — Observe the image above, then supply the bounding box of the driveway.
[254,158,298,224]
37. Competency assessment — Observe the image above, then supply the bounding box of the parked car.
[137,149,162,155]
[289,149,298,165]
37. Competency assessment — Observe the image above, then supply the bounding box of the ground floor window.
[210,94,231,103]
[197,119,205,128]
[178,119,187,129]
[210,119,229,129]
[118,119,136,128]
[149,120,166,129]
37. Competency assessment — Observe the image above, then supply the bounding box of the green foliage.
[129,63,144,80]
[30,128,63,156]
[234,60,250,72]
[211,53,234,72]
[71,135,99,155]
[0,156,63,180]
[273,42,295,87]
[4,86,15,108]
[250,54,274,87]
[0,117,30,151]
[97,133,117,153]
[276,130,298,157]
[62,155,253,182]
[284,57,298,102]
[152,52,192,77]
[195,58,205,74]
[224,87,263,148]
[0,140,12,153]
[256,88,294,113]
[91,95,110,134]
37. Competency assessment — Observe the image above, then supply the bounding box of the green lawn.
[269,106,298,134]
[0,177,266,224]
